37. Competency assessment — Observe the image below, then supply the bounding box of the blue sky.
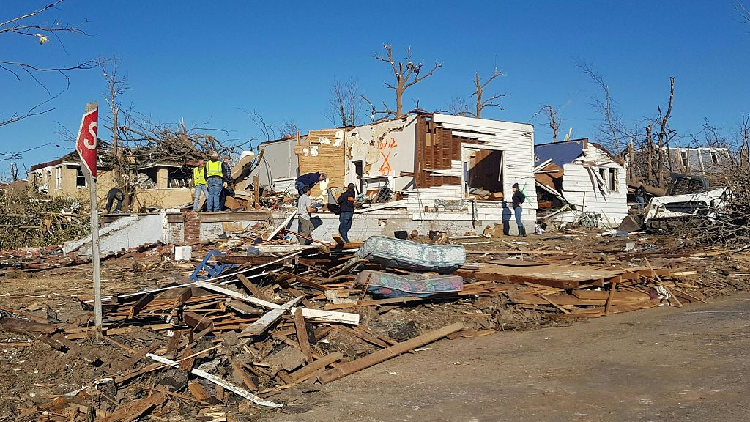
[1,0,749,175]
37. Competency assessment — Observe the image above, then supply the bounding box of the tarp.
[355,270,463,298]
[354,236,466,273]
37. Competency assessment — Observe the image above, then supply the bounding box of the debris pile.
[0,229,749,420]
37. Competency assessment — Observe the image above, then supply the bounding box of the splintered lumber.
[295,307,360,325]
[128,292,155,319]
[267,211,297,241]
[319,322,464,384]
[290,352,344,382]
[195,280,280,309]
[100,391,167,422]
[147,353,282,408]
[240,297,303,337]
[237,273,272,301]
[293,308,313,362]
[604,278,619,315]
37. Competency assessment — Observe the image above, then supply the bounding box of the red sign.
[75,107,98,178]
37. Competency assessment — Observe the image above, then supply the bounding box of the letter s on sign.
[83,121,97,149]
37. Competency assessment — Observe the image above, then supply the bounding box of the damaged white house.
[244,113,538,239]
[534,138,628,228]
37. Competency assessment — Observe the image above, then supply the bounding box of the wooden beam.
[290,352,344,382]
[239,297,303,337]
[100,391,167,422]
[319,322,463,384]
[294,308,313,363]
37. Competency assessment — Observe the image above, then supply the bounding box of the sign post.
[75,102,102,337]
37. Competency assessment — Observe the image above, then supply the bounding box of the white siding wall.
[559,145,628,227]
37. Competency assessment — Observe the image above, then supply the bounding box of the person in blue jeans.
[205,152,224,212]
[337,183,356,243]
[192,159,207,211]
[511,182,527,236]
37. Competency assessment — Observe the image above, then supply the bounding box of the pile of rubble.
[0,228,748,421]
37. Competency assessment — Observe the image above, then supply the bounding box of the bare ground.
[269,293,750,422]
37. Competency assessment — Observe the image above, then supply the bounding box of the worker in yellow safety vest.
[192,159,207,211]
[204,152,224,212]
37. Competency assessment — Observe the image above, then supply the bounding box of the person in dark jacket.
[511,182,527,236]
[337,183,356,243]
[219,156,233,210]
[106,187,124,213]
[295,172,326,196]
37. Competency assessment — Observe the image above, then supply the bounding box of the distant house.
[28,152,194,210]
[627,146,732,187]
[246,113,538,236]
[535,138,628,228]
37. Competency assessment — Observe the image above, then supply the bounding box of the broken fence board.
[294,308,313,363]
[147,353,282,408]
[319,322,464,384]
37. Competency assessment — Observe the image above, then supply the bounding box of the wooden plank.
[319,322,464,384]
[147,353,282,408]
[231,360,257,391]
[240,297,303,337]
[295,307,360,325]
[294,308,313,363]
[195,280,280,309]
[237,273,272,301]
[188,381,210,401]
[290,352,344,382]
[128,292,155,319]
[100,391,166,422]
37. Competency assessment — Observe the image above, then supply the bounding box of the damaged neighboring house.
[28,152,194,210]
[627,146,733,187]
[244,113,537,238]
[534,138,628,228]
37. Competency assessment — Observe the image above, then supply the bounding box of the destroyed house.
[28,153,194,210]
[254,113,538,238]
[535,139,627,228]
[628,146,732,186]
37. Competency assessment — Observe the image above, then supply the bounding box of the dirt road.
[271,293,750,422]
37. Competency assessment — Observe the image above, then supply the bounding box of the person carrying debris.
[337,183,356,243]
[512,182,527,237]
[106,187,124,213]
[192,159,207,212]
[205,152,224,212]
[297,185,318,244]
[295,172,327,196]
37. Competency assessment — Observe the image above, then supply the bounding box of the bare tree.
[328,78,363,127]
[655,77,675,188]
[533,105,562,143]
[577,60,627,152]
[369,44,442,118]
[738,1,750,25]
[472,66,505,118]
[97,56,131,205]
[278,120,300,138]
[0,0,92,128]
[446,96,472,116]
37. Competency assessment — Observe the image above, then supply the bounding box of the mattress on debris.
[354,235,466,273]
[355,270,464,298]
